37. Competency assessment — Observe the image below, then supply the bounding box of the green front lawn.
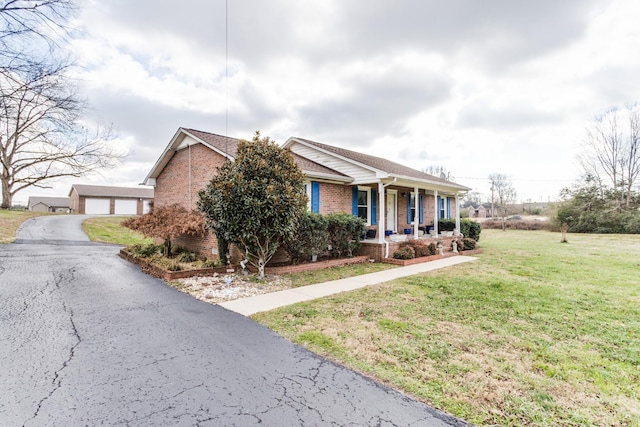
[254,230,640,426]
[0,209,50,243]
[82,216,152,245]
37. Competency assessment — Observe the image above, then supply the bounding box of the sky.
[14,0,640,206]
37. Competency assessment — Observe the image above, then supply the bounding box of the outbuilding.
[69,184,153,215]
[28,196,70,213]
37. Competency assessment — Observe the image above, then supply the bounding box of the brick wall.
[154,143,227,258]
[318,182,352,214]
[155,144,226,210]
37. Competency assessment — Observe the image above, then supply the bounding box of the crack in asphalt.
[23,270,81,426]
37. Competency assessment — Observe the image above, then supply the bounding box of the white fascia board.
[143,128,236,185]
[303,171,354,183]
[180,129,235,161]
[286,137,384,176]
[384,174,472,193]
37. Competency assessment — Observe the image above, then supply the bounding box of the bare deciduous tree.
[1,0,75,61]
[580,105,640,209]
[1,0,124,208]
[0,62,123,208]
[489,173,517,231]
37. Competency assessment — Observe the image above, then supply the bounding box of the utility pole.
[491,184,495,219]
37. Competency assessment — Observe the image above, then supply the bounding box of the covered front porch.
[358,177,464,234]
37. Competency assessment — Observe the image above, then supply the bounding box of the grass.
[254,230,640,426]
[0,209,50,243]
[287,262,397,287]
[82,216,152,245]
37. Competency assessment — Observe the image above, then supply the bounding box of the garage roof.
[70,184,154,198]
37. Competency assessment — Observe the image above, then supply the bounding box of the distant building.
[467,203,493,218]
[68,184,153,215]
[28,196,70,213]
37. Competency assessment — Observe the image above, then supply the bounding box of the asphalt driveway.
[0,215,468,426]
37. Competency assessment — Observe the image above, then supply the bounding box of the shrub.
[462,220,482,241]
[406,240,430,257]
[128,243,163,258]
[438,219,456,232]
[482,219,548,231]
[175,250,198,263]
[166,261,183,271]
[286,211,328,263]
[200,259,220,268]
[438,218,482,241]
[325,213,366,258]
[197,132,307,278]
[122,204,205,256]
[393,245,415,260]
[462,238,477,250]
[427,242,437,255]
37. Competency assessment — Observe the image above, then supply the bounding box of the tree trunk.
[257,256,266,279]
[1,177,12,209]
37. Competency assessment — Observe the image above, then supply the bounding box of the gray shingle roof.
[71,184,153,198]
[28,196,69,208]
[292,137,454,184]
[183,129,240,158]
[183,129,348,179]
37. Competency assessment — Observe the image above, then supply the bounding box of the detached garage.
[69,184,154,215]
[85,198,111,214]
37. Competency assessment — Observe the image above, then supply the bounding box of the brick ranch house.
[142,128,470,262]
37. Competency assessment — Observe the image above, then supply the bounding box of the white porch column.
[433,190,439,235]
[413,186,419,238]
[378,182,385,243]
[455,193,461,236]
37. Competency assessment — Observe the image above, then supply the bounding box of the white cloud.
[15,0,640,206]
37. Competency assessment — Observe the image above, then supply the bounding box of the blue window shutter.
[311,181,320,213]
[447,197,451,219]
[352,186,358,216]
[419,194,424,224]
[407,193,412,224]
[438,196,442,219]
[371,189,377,225]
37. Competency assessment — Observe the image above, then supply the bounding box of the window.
[303,182,312,211]
[357,189,369,221]
[303,181,320,213]
[438,196,448,219]
[352,186,376,225]
[408,192,424,224]
[409,192,416,223]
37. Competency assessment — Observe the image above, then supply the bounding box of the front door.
[386,190,397,232]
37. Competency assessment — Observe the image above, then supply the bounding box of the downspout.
[455,193,461,236]
[413,186,419,239]
[434,190,439,236]
[188,143,192,208]
[382,178,397,258]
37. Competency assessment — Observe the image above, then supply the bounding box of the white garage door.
[143,200,151,214]
[115,199,138,215]
[85,198,110,214]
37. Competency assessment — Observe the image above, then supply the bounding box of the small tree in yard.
[122,204,205,256]
[198,132,307,278]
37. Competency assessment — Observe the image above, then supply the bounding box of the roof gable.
[143,128,240,185]
[284,137,469,191]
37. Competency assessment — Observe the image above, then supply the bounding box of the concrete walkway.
[220,255,478,316]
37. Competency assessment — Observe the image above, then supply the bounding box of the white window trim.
[357,186,372,226]
[303,181,312,211]
[386,189,397,232]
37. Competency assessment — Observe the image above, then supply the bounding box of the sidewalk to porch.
[219,255,477,316]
